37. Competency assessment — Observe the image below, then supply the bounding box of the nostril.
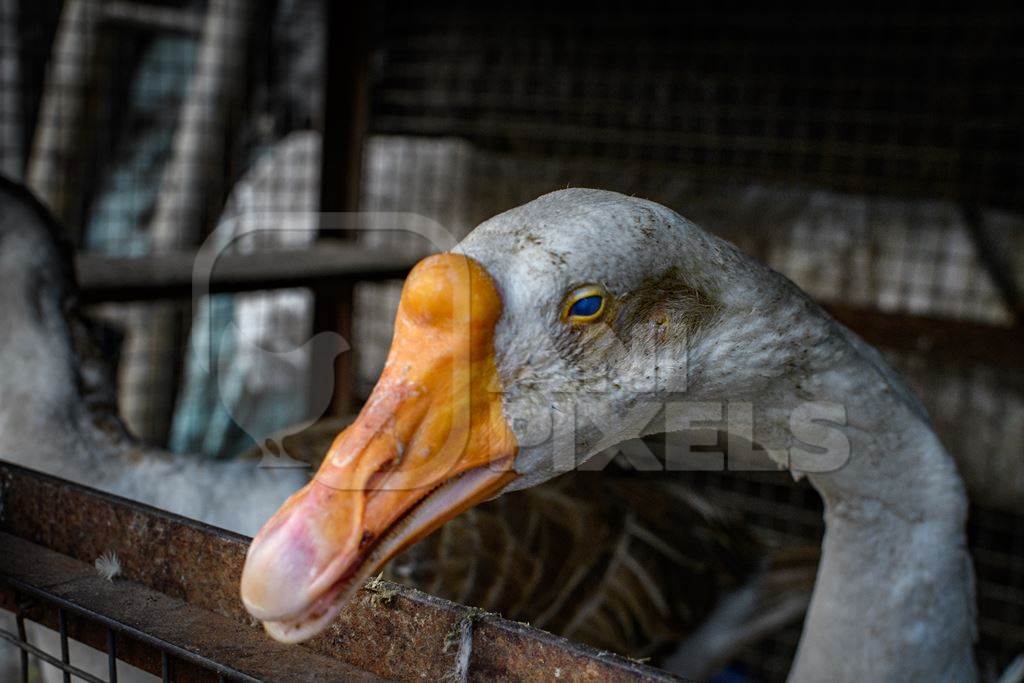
[365,456,400,492]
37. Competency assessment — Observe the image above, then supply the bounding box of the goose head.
[241,188,844,642]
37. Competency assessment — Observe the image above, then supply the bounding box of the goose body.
[243,188,977,681]
[0,177,309,682]
[0,176,309,533]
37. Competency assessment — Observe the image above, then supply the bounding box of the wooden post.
[120,0,252,444]
[0,0,22,179]
[25,0,102,227]
[313,2,371,416]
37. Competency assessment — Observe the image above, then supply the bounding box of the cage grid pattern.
[1,609,121,683]
[371,5,1024,211]
[356,5,1024,678]
[1,598,236,683]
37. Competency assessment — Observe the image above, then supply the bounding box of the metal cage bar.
[0,620,106,683]
[0,461,678,682]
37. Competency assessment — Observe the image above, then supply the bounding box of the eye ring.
[562,285,607,323]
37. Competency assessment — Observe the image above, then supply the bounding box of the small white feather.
[94,551,122,581]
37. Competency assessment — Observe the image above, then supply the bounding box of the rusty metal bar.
[0,621,107,683]
[0,533,377,682]
[0,462,679,681]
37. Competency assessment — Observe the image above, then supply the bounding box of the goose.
[0,176,309,682]
[0,176,810,680]
[0,175,310,532]
[241,188,978,681]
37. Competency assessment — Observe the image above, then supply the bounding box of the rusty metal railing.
[0,461,680,682]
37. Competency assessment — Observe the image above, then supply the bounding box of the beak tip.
[240,527,319,623]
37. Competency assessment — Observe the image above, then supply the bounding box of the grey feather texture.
[457,188,977,681]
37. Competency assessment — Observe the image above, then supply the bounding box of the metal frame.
[73,245,1024,370]
[0,461,679,682]
[0,532,371,682]
[1,608,141,683]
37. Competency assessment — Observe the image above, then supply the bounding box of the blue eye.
[568,294,603,318]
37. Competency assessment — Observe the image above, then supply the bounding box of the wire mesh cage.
[356,4,1024,678]
[1,1,1022,681]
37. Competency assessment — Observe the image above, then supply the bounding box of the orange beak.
[240,253,518,642]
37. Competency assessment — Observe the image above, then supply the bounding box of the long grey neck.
[671,269,976,681]
[789,359,974,681]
